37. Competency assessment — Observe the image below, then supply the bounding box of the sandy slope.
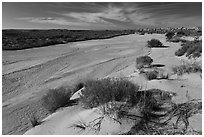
[2,34,150,134]
[24,34,202,135]
[2,34,202,134]
[24,104,138,135]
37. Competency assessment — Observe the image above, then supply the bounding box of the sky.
[2,2,202,30]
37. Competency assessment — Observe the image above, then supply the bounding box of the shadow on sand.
[150,64,165,68]
[151,45,169,48]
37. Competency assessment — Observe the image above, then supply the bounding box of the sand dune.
[2,34,202,134]
[25,104,137,135]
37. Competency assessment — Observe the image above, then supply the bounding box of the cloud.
[59,4,130,24]
[57,3,160,27]
[157,15,202,27]
[16,16,118,30]
[14,3,202,29]
[38,3,159,28]
[18,3,195,29]
[127,12,156,26]
[17,17,90,26]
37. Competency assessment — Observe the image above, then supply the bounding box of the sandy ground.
[24,104,138,135]
[2,34,202,134]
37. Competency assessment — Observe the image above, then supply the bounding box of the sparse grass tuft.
[69,119,88,133]
[122,90,201,135]
[27,112,41,127]
[41,87,73,113]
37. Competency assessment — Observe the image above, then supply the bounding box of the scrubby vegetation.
[177,30,186,36]
[165,32,175,40]
[72,80,202,135]
[137,27,201,37]
[73,88,177,133]
[124,98,201,135]
[136,55,168,80]
[169,37,187,43]
[141,69,168,80]
[165,28,202,43]
[79,78,140,108]
[175,40,202,58]
[172,61,202,76]
[147,39,164,48]
[136,56,153,69]
[2,29,136,50]
[41,87,73,113]
[38,77,201,135]
[138,32,145,35]
[144,70,159,80]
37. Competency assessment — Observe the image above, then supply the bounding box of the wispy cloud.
[59,5,129,23]
[57,4,160,27]
[17,4,132,28]
[17,17,91,26]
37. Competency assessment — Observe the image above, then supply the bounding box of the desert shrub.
[186,44,202,58]
[147,39,163,48]
[144,70,159,80]
[175,47,187,56]
[170,39,180,43]
[79,78,140,108]
[177,31,186,36]
[175,40,202,58]
[41,87,72,112]
[169,37,187,43]
[172,61,202,76]
[139,32,145,35]
[160,73,169,80]
[179,39,187,43]
[136,56,153,69]
[165,32,175,40]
